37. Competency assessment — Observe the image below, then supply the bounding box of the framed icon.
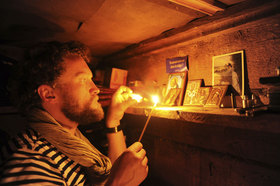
[183,79,202,105]
[162,72,187,106]
[196,87,212,105]
[205,85,228,107]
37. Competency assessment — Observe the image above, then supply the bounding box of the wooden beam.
[146,0,206,17]
[104,0,280,62]
[168,0,225,15]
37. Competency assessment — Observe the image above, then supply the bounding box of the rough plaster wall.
[113,15,280,97]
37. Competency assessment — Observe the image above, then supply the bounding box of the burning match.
[138,95,159,142]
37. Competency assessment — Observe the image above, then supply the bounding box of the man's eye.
[81,78,87,83]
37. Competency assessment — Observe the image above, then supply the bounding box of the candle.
[138,95,159,142]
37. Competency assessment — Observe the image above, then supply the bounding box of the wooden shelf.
[126,105,268,119]
[124,105,280,133]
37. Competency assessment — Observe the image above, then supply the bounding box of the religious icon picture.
[205,85,228,107]
[162,72,187,106]
[183,79,202,106]
[196,87,212,105]
[212,50,245,98]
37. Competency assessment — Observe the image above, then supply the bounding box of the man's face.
[54,55,104,125]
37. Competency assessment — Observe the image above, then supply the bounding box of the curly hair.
[8,41,91,114]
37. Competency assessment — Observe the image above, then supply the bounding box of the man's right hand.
[106,142,148,186]
[106,86,137,128]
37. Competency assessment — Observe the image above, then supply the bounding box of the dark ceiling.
[0,0,245,58]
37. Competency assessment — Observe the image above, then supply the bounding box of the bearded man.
[0,41,148,185]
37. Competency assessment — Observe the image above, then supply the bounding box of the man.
[0,41,148,185]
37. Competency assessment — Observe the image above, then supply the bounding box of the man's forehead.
[63,54,85,62]
[61,55,92,75]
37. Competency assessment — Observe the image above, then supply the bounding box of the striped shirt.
[0,128,86,185]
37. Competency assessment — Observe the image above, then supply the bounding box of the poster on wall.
[212,50,245,98]
[166,56,188,73]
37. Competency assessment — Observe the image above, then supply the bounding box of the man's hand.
[106,86,137,127]
[106,142,148,186]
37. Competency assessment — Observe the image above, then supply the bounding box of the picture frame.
[205,85,228,107]
[196,87,212,105]
[212,50,245,98]
[183,79,202,105]
[109,68,128,89]
[162,72,187,106]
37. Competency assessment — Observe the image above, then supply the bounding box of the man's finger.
[137,149,146,159]
[128,142,143,152]
[142,156,148,166]
[116,86,133,95]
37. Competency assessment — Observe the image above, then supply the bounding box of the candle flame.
[152,95,159,106]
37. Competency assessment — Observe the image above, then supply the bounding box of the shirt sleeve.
[0,148,67,186]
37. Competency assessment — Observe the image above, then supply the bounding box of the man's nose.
[89,81,100,95]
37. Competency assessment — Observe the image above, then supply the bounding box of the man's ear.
[37,85,56,103]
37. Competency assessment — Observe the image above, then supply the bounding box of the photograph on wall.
[183,79,202,106]
[205,85,228,107]
[212,50,244,98]
[162,72,187,106]
[196,87,212,105]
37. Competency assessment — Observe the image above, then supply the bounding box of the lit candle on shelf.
[138,95,159,142]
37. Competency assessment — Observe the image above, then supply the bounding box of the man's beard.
[61,93,104,125]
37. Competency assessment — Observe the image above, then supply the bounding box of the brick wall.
[103,1,280,185]
[103,0,280,105]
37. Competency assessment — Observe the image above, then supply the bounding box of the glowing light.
[151,95,159,106]
[131,93,143,103]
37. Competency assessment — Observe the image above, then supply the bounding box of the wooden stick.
[138,108,154,142]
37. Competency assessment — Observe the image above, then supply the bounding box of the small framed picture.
[205,85,228,107]
[196,87,212,105]
[162,72,187,106]
[212,50,245,98]
[183,79,202,105]
[109,68,128,89]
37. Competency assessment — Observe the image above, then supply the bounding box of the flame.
[151,95,159,106]
[131,93,143,102]
[131,93,159,106]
